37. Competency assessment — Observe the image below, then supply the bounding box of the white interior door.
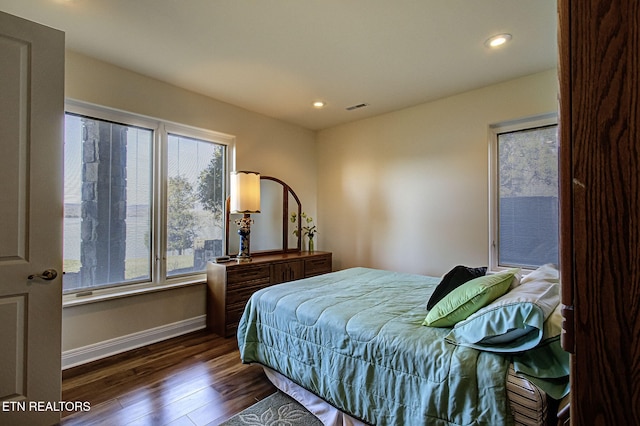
[0,11,65,426]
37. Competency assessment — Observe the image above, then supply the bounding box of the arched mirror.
[226,176,302,257]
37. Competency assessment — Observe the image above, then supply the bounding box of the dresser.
[206,251,332,337]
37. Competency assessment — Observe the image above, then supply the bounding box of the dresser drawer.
[271,260,304,284]
[227,282,270,305]
[227,303,249,325]
[227,265,270,286]
[305,254,332,276]
[225,305,246,337]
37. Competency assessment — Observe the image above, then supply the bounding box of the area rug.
[220,391,323,425]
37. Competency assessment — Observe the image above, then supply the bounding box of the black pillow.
[426,265,488,310]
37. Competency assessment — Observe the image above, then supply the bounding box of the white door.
[0,11,65,426]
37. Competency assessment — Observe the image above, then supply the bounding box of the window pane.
[166,134,225,277]
[63,114,153,292]
[498,125,558,269]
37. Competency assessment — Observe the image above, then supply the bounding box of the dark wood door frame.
[559,1,640,423]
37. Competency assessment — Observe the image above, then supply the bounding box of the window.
[166,133,226,277]
[63,103,232,296]
[64,114,153,291]
[489,114,559,270]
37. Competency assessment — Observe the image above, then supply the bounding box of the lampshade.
[230,171,261,213]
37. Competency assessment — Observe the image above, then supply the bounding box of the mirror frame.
[225,176,302,257]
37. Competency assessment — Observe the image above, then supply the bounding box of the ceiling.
[0,1,557,131]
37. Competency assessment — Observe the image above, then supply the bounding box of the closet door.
[559,1,640,424]
[0,11,64,426]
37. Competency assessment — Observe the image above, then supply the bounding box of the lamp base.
[235,213,253,262]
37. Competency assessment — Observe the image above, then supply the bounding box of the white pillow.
[520,263,559,285]
[444,266,560,353]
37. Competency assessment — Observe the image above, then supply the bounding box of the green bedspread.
[238,267,518,425]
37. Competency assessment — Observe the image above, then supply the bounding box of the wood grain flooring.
[60,330,276,426]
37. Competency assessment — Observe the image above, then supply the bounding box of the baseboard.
[61,315,207,369]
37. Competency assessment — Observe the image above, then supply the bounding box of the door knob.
[28,269,58,281]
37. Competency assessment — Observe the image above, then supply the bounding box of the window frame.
[63,100,235,306]
[488,112,558,273]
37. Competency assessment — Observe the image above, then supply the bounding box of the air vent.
[345,103,369,111]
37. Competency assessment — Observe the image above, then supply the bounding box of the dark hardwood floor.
[60,330,276,426]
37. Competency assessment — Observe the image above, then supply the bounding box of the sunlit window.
[490,115,559,270]
[63,105,230,295]
[166,134,226,277]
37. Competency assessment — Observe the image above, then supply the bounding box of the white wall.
[316,69,558,276]
[62,51,317,358]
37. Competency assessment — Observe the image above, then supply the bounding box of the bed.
[237,266,570,425]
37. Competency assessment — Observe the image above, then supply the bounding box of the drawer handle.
[240,270,267,278]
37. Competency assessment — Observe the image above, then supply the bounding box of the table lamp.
[230,171,261,262]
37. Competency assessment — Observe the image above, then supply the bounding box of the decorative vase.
[308,236,314,252]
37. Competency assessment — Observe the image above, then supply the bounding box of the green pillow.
[422,268,518,327]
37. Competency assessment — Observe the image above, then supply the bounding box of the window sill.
[62,275,206,308]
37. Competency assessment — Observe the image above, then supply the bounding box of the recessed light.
[485,33,512,48]
[312,101,326,108]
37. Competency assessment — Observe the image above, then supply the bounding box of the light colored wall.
[62,51,317,353]
[316,69,558,276]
